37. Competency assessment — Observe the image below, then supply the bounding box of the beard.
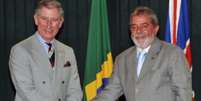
[131,33,155,49]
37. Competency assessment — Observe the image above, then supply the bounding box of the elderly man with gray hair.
[9,0,83,101]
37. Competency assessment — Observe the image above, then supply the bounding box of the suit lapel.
[125,47,138,100]
[138,38,162,81]
[53,40,64,71]
[30,34,53,79]
[126,47,138,84]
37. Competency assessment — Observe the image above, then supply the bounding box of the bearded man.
[93,6,192,101]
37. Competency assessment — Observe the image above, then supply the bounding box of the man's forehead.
[131,15,152,24]
[37,7,61,17]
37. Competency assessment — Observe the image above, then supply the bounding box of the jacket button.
[42,81,46,84]
[58,98,61,101]
[62,81,65,84]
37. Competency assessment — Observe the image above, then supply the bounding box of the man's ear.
[154,25,159,35]
[59,17,64,28]
[34,15,38,26]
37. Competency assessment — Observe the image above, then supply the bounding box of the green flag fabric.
[83,0,113,100]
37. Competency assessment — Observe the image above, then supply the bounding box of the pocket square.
[64,61,71,67]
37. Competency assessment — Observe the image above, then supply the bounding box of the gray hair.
[35,0,64,17]
[130,6,158,26]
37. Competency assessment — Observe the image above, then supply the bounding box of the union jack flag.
[165,0,194,100]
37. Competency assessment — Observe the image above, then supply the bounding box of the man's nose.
[47,19,53,25]
[136,26,144,33]
[46,19,53,28]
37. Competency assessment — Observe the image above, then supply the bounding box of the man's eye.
[41,17,48,20]
[142,24,149,28]
[52,18,60,22]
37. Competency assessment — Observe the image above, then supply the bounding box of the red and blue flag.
[165,0,194,100]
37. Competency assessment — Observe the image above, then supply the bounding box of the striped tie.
[46,43,55,67]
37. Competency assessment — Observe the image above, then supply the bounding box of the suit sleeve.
[65,50,83,101]
[93,55,124,101]
[170,48,192,101]
[9,46,54,101]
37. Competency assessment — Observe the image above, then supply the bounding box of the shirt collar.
[137,45,151,54]
[36,32,54,44]
[36,32,54,53]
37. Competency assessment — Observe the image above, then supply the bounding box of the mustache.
[131,33,146,38]
[131,34,155,49]
[131,32,146,36]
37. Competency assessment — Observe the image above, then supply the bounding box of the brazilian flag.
[83,0,113,100]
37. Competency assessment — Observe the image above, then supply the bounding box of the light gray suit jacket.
[9,33,82,101]
[94,38,192,101]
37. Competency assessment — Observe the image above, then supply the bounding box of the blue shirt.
[36,32,54,55]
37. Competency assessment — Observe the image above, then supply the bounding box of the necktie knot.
[137,51,146,59]
[46,42,52,52]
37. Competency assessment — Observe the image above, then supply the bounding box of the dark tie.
[46,42,52,52]
[46,43,55,67]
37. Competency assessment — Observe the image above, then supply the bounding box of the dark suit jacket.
[9,32,83,101]
[94,38,192,101]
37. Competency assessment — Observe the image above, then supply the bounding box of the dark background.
[0,0,200,100]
